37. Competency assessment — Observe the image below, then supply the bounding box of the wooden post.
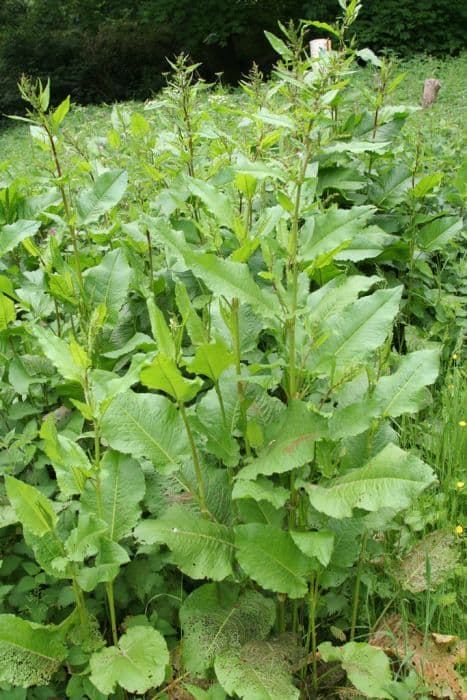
[309,38,331,58]
[421,78,441,108]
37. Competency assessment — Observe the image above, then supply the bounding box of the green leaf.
[0,614,67,687]
[192,379,240,468]
[232,477,289,509]
[187,341,235,381]
[83,248,131,322]
[180,583,275,674]
[290,530,335,567]
[33,327,84,384]
[50,95,70,130]
[369,166,412,208]
[235,523,312,598]
[186,178,235,229]
[0,293,15,330]
[75,537,129,592]
[319,642,392,699]
[100,391,189,473]
[417,216,463,251]
[410,173,443,198]
[308,287,403,375]
[306,443,435,518]
[156,226,277,318]
[0,220,41,257]
[89,626,169,695]
[374,348,440,418]
[300,206,374,262]
[135,505,234,580]
[65,514,108,562]
[77,170,128,225]
[307,274,381,325]
[5,476,57,536]
[40,417,93,496]
[215,638,300,700]
[146,298,176,358]
[329,399,380,440]
[264,31,293,59]
[175,280,208,345]
[238,401,327,479]
[80,450,145,541]
[140,354,203,403]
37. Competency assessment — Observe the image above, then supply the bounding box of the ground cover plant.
[0,2,465,698]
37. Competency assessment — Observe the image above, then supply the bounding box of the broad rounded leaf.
[235,523,312,598]
[0,614,67,688]
[89,626,169,695]
[135,505,234,580]
[319,641,392,699]
[141,354,203,403]
[215,638,300,700]
[180,583,275,674]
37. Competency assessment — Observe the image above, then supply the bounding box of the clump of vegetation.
[0,2,465,698]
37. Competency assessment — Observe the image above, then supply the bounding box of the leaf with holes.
[180,583,275,674]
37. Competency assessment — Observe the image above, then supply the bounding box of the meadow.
[0,11,465,700]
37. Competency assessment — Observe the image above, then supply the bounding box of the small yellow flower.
[456,481,465,490]
[455,525,464,535]
[459,420,466,428]
[452,353,458,360]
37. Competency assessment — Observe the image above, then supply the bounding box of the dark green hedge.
[1,0,465,115]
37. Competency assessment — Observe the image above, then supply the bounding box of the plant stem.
[350,531,368,641]
[305,573,320,691]
[178,402,208,516]
[231,297,250,457]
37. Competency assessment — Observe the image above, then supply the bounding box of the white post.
[421,78,441,108]
[309,38,331,58]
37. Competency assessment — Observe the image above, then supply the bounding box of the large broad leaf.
[306,443,435,518]
[374,348,440,418]
[135,505,234,580]
[0,614,67,687]
[180,583,275,674]
[140,353,203,403]
[215,638,300,700]
[235,523,312,598]
[0,220,41,257]
[5,476,57,536]
[0,292,15,330]
[155,226,277,319]
[319,641,392,699]
[290,530,335,567]
[80,450,145,541]
[417,216,463,251]
[77,169,128,225]
[83,248,131,322]
[238,401,327,480]
[307,286,403,375]
[100,391,189,472]
[299,206,374,262]
[89,626,169,695]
